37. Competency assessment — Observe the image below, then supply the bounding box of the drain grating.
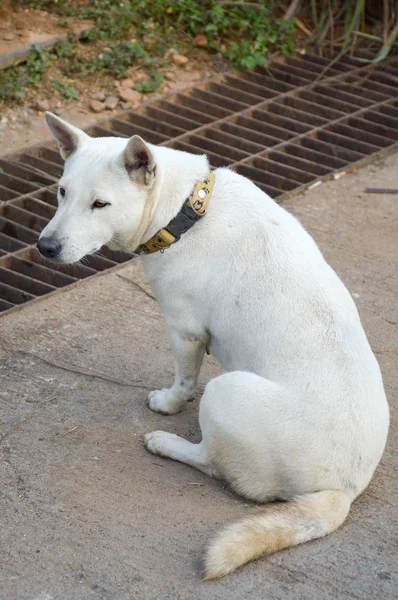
[1,52,398,315]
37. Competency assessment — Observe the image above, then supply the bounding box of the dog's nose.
[37,237,61,258]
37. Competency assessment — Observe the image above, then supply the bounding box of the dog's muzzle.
[37,237,62,259]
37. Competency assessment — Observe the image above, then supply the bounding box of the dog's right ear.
[45,112,89,160]
[123,135,156,187]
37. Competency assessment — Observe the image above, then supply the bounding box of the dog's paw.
[144,430,178,456]
[147,389,186,415]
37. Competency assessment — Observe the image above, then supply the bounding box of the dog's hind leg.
[144,431,219,477]
[144,371,354,579]
[144,371,282,483]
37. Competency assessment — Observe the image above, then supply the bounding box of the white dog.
[39,112,389,579]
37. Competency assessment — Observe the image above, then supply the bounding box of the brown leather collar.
[138,172,215,254]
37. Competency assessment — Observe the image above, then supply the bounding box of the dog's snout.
[37,237,61,259]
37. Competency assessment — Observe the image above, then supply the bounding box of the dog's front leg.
[148,328,205,415]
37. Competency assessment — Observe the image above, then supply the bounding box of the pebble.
[4,33,15,41]
[105,95,119,110]
[91,90,106,102]
[120,78,134,89]
[118,89,141,103]
[164,71,175,81]
[164,48,177,60]
[172,53,189,66]
[90,99,106,113]
[35,99,50,112]
[193,34,207,47]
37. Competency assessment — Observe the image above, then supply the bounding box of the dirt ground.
[0,150,397,599]
[0,4,218,156]
[0,4,88,57]
[0,61,216,157]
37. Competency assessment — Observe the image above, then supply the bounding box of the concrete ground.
[0,154,397,600]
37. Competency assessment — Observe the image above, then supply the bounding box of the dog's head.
[37,112,157,263]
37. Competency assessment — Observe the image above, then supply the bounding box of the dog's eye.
[59,187,65,197]
[92,200,110,209]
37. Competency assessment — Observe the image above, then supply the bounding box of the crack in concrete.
[115,273,157,302]
[2,444,29,500]
[0,344,153,390]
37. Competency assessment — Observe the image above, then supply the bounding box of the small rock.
[0,117,8,125]
[105,95,119,110]
[120,102,131,110]
[91,90,106,102]
[160,84,171,93]
[35,99,50,112]
[90,99,106,113]
[172,53,189,66]
[118,89,142,104]
[333,171,346,180]
[164,71,176,81]
[4,33,15,41]
[120,78,134,89]
[193,34,207,47]
[164,48,177,60]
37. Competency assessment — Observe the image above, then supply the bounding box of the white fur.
[42,114,389,575]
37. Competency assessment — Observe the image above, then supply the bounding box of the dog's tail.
[203,490,351,580]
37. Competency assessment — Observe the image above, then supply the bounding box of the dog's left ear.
[123,135,156,186]
[45,111,89,160]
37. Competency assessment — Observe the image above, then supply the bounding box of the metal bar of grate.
[0,53,397,316]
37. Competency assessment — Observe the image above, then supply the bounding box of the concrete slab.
[0,153,397,600]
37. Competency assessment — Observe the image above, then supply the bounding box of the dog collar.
[138,172,215,254]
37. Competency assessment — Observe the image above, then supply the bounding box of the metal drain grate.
[1,52,398,315]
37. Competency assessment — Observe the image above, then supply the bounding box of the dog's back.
[40,115,389,579]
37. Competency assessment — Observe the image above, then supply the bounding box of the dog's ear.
[123,135,156,186]
[45,112,89,160]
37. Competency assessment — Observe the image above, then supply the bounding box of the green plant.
[301,0,398,61]
[2,1,298,104]
[131,0,294,69]
[57,15,72,27]
[52,39,75,58]
[51,79,79,101]
[0,44,50,101]
[16,0,296,70]
[135,69,164,93]
[83,42,147,79]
